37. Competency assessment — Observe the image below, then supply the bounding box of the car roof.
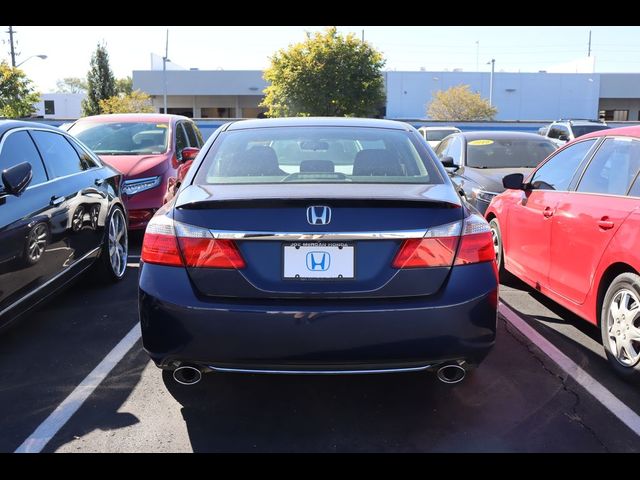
[0,119,62,137]
[458,130,553,141]
[578,124,640,140]
[552,119,604,126]
[418,126,460,131]
[226,117,412,131]
[71,113,189,124]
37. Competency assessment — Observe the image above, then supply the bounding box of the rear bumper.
[138,262,498,372]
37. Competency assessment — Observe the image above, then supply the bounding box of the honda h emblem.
[306,251,331,271]
[307,206,331,225]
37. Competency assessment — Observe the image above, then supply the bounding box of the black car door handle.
[50,195,65,206]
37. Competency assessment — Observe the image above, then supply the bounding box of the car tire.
[94,205,128,282]
[489,219,508,281]
[600,272,640,382]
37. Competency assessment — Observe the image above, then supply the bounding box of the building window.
[166,108,194,118]
[600,109,629,121]
[44,100,55,115]
[200,107,235,118]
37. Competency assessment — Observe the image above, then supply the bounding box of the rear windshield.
[466,138,557,168]
[194,127,443,185]
[425,129,458,142]
[68,121,170,155]
[572,125,610,138]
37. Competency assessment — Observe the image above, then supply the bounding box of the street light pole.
[488,58,495,107]
[7,26,16,67]
[163,29,169,114]
[16,54,48,68]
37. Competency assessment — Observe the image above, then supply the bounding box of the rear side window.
[30,130,85,178]
[175,123,188,155]
[194,126,443,185]
[0,130,48,188]
[577,138,640,196]
[183,122,199,147]
[530,139,597,191]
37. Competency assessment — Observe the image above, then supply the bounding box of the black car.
[0,120,128,330]
[434,131,557,214]
[139,117,498,386]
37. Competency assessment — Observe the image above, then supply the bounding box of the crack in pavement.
[501,315,610,452]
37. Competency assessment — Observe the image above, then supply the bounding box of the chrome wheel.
[72,206,85,232]
[108,209,128,278]
[606,288,640,367]
[27,224,48,263]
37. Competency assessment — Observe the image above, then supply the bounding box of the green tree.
[427,84,497,121]
[99,89,154,114]
[0,61,40,118]
[116,76,133,95]
[82,42,116,116]
[261,27,386,117]
[55,77,88,94]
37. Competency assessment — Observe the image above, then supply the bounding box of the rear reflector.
[392,213,495,269]
[141,215,245,269]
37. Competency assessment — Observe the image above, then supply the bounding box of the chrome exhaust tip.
[436,364,466,384]
[172,365,202,385]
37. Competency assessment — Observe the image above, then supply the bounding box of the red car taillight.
[392,214,494,268]
[141,215,245,269]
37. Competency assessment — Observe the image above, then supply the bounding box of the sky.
[3,26,640,93]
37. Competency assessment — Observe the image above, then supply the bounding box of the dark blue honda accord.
[138,117,498,385]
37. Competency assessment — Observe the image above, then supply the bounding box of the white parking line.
[499,302,640,437]
[14,323,142,453]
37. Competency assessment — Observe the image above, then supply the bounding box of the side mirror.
[558,134,569,142]
[180,147,200,163]
[502,173,525,190]
[1,162,32,197]
[440,156,456,168]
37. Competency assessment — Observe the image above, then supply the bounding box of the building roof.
[226,117,412,131]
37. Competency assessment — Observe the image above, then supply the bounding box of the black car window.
[67,137,101,170]
[447,137,463,165]
[30,130,85,178]
[194,125,204,147]
[0,130,48,189]
[175,123,188,158]
[183,122,199,148]
[577,138,640,196]
[434,137,451,158]
[466,138,556,168]
[530,139,597,191]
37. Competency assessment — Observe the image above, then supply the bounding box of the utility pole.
[488,58,495,107]
[361,29,364,42]
[163,29,169,114]
[7,26,16,67]
[588,30,592,57]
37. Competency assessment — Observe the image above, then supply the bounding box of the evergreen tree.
[82,42,116,116]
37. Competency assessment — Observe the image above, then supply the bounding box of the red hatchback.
[67,114,203,229]
[486,125,640,380]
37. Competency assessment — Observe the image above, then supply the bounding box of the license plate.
[283,242,354,279]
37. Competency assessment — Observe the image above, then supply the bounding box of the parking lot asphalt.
[1,235,639,452]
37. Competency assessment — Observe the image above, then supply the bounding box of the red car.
[67,114,203,229]
[486,125,640,380]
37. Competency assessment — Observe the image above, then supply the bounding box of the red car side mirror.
[180,147,200,163]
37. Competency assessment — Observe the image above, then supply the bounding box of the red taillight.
[178,238,245,269]
[392,214,495,269]
[392,237,459,268]
[141,232,183,266]
[454,232,495,265]
[141,215,245,269]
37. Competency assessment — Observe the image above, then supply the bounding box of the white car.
[417,126,461,149]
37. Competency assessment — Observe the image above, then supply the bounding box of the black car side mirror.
[502,172,525,190]
[558,134,569,142]
[1,162,32,197]
[440,156,457,169]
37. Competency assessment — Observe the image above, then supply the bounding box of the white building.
[34,93,85,119]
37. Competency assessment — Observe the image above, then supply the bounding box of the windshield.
[68,121,170,155]
[466,138,557,168]
[194,126,443,185]
[572,125,610,138]
[425,129,458,141]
